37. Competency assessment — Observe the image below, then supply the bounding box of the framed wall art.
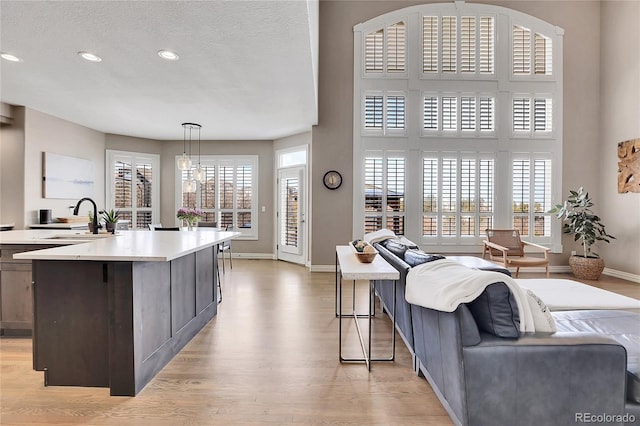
[42,152,95,199]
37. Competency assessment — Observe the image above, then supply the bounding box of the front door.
[277,167,305,265]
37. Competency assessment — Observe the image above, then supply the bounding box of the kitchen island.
[12,229,238,396]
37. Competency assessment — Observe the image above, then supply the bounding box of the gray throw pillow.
[403,249,445,267]
[467,282,520,339]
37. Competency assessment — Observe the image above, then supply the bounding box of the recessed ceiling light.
[1,52,22,62]
[78,51,102,62]
[158,50,179,61]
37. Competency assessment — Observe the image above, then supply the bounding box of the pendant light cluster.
[177,122,204,192]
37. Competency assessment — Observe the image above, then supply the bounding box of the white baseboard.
[221,252,275,260]
[603,267,640,284]
[309,264,335,273]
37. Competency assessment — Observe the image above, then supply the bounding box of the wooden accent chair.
[482,229,551,277]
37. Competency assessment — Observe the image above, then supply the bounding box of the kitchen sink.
[46,233,117,240]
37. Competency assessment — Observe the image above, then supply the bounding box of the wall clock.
[323,170,342,190]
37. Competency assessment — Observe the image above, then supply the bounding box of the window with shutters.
[513,25,553,76]
[512,156,552,237]
[422,14,495,77]
[513,95,553,136]
[106,150,160,229]
[364,154,405,235]
[422,154,494,242]
[354,4,563,251]
[364,21,406,76]
[363,92,406,135]
[175,155,258,239]
[422,93,495,136]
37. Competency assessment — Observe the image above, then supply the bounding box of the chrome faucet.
[73,197,98,234]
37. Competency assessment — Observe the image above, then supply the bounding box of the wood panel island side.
[12,229,239,396]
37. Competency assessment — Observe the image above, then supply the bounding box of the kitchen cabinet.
[0,244,57,335]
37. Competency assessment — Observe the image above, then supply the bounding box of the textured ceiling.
[0,0,318,140]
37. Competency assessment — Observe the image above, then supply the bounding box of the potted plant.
[101,209,120,233]
[549,187,615,280]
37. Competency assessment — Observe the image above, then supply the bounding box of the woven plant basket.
[569,255,605,280]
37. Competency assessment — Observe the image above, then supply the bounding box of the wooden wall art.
[617,138,640,193]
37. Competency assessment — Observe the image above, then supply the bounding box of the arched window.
[353,2,564,252]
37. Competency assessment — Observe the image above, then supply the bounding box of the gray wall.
[23,108,106,226]
[599,1,640,275]
[0,105,26,229]
[311,0,610,268]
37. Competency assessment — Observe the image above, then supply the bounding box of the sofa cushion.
[403,249,445,267]
[458,304,482,347]
[467,283,520,339]
[553,310,640,403]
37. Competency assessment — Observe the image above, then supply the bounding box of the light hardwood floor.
[1,260,638,425]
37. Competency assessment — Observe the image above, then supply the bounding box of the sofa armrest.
[462,333,627,426]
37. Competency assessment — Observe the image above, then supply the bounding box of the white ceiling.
[0,0,318,141]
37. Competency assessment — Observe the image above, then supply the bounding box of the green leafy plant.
[548,187,615,258]
[88,210,94,222]
[101,209,120,224]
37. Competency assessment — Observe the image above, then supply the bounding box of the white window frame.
[353,3,564,253]
[174,155,258,240]
[105,150,160,229]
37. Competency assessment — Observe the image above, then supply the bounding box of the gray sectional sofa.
[372,238,640,426]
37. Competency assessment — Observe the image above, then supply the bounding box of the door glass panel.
[281,177,299,248]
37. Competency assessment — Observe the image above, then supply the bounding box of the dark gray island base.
[32,246,217,396]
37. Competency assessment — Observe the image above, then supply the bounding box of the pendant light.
[177,123,193,171]
[192,124,205,183]
[182,171,197,192]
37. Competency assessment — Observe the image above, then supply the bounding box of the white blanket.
[515,278,640,311]
[405,259,555,332]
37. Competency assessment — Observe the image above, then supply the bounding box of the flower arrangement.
[177,207,202,229]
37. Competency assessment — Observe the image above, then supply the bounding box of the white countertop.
[4,229,240,262]
[336,245,399,280]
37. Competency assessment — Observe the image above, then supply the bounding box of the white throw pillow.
[526,289,557,332]
[363,229,397,245]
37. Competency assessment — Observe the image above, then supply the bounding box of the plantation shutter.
[386,158,405,234]
[479,97,495,131]
[364,95,384,129]
[423,96,438,130]
[513,25,531,75]
[460,96,476,130]
[534,33,553,75]
[513,97,531,131]
[423,16,438,72]
[533,159,552,236]
[236,164,252,228]
[442,16,457,73]
[479,158,494,232]
[387,21,405,73]
[442,97,457,131]
[364,157,383,232]
[387,96,405,129]
[460,16,476,73]
[533,98,552,132]
[479,16,495,74]
[365,30,383,73]
[422,157,438,236]
[441,158,457,236]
